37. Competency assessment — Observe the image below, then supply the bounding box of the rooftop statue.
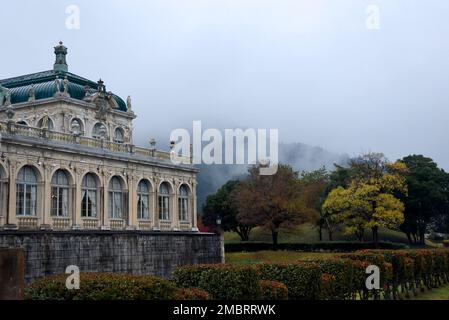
[28,84,36,102]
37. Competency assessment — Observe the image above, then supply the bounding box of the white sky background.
[1,0,449,168]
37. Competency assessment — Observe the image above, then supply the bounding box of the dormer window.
[114,127,125,143]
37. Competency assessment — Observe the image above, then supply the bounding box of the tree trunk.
[406,232,412,245]
[328,230,333,241]
[372,226,379,248]
[272,231,279,251]
[318,226,323,242]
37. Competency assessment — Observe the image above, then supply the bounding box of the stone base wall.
[0,231,223,284]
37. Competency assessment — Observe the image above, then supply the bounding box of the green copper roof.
[0,43,128,112]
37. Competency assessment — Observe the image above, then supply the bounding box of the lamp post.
[216,215,225,263]
[216,215,222,233]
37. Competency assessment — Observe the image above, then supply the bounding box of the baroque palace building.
[0,42,198,232]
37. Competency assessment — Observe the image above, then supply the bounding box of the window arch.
[37,117,54,130]
[70,118,84,135]
[82,173,98,218]
[178,185,190,222]
[51,170,70,217]
[16,166,38,216]
[16,120,28,126]
[109,176,125,219]
[114,127,125,143]
[137,180,150,220]
[159,182,171,221]
[92,123,107,139]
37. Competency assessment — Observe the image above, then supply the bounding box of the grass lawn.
[226,250,341,264]
[224,223,439,246]
[410,286,449,300]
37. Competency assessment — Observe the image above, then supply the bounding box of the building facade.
[0,42,198,232]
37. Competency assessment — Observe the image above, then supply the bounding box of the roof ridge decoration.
[54,41,68,72]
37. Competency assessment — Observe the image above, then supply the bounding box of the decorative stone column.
[127,174,135,229]
[101,171,110,230]
[172,185,179,231]
[192,181,198,231]
[6,162,18,228]
[72,169,81,229]
[42,166,52,228]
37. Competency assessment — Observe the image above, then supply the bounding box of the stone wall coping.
[0,230,216,237]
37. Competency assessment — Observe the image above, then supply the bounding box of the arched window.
[137,180,150,220]
[109,176,124,219]
[16,166,38,216]
[16,120,28,126]
[178,185,189,222]
[70,118,83,135]
[92,123,107,139]
[159,182,171,221]
[82,173,98,218]
[114,127,125,143]
[37,117,54,130]
[51,170,70,217]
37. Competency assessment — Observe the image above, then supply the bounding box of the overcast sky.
[2,0,449,169]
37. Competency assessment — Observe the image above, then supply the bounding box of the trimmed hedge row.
[225,241,408,253]
[25,273,210,300]
[174,249,449,300]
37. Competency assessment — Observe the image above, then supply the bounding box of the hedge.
[256,262,322,300]
[225,241,408,253]
[174,288,211,300]
[260,280,288,300]
[174,249,449,300]
[25,273,178,300]
[173,264,261,300]
[26,249,449,300]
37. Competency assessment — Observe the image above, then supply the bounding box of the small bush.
[25,273,178,300]
[260,280,288,300]
[174,288,211,300]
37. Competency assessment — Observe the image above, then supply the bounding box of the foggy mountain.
[196,142,349,214]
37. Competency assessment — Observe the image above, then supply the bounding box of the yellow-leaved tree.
[322,153,407,247]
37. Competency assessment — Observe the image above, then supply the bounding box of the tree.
[322,153,407,247]
[399,155,449,245]
[233,164,317,248]
[202,180,254,241]
[299,168,333,241]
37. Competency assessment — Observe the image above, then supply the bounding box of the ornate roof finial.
[97,79,106,93]
[54,41,68,72]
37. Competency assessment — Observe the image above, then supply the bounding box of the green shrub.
[320,273,337,300]
[260,280,288,300]
[174,288,211,300]
[25,273,178,300]
[310,258,355,300]
[174,264,261,300]
[225,241,408,253]
[172,265,215,288]
[256,262,321,300]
